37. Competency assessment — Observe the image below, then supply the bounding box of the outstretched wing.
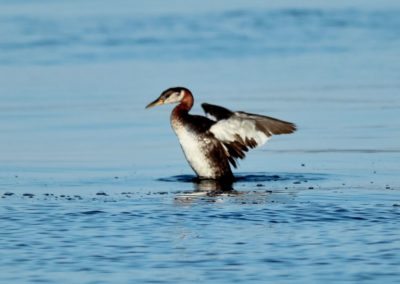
[202,103,296,168]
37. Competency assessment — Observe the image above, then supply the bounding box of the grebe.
[146,87,296,181]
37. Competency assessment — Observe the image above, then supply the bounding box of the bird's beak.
[145,97,164,109]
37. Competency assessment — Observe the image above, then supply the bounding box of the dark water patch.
[160,172,327,184]
[261,257,291,264]
[66,210,106,216]
[208,212,263,222]
[158,175,197,183]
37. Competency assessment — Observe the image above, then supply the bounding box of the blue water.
[1,4,400,64]
[1,1,400,283]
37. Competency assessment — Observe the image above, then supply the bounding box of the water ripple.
[159,172,327,183]
[1,8,399,64]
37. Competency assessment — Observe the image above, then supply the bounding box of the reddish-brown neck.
[171,90,194,122]
[176,89,194,111]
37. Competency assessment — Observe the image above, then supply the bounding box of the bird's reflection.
[165,172,326,204]
[174,179,240,204]
[194,178,234,192]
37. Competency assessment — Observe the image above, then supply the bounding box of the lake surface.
[1,1,400,283]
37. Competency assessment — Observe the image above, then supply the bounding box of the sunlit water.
[1,1,400,283]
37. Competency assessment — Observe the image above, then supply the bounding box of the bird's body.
[146,87,296,181]
[171,105,234,180]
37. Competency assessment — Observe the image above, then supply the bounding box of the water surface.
[0,1,400,283]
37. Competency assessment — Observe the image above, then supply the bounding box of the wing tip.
[266,121,297,135]
[286,122,297,134]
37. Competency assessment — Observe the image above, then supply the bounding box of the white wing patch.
[202,103,296,167]
[205,113,218,121]
[209,113,270,147]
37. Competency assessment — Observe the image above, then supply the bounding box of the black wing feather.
[186,114,216,133]
[201,103,233,120]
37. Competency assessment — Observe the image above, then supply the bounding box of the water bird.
[146,87,296,181]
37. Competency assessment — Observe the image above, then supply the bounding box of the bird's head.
[146,87,192,109]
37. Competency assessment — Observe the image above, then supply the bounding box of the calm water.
[1,1,400,283]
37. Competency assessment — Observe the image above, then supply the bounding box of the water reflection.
[173,178,237,204]
[159,172,327,185]
[162,172,327,204]
[194,179,235,193]
[172,176,302,205]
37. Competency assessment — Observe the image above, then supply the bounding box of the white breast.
[172,123,215,178]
